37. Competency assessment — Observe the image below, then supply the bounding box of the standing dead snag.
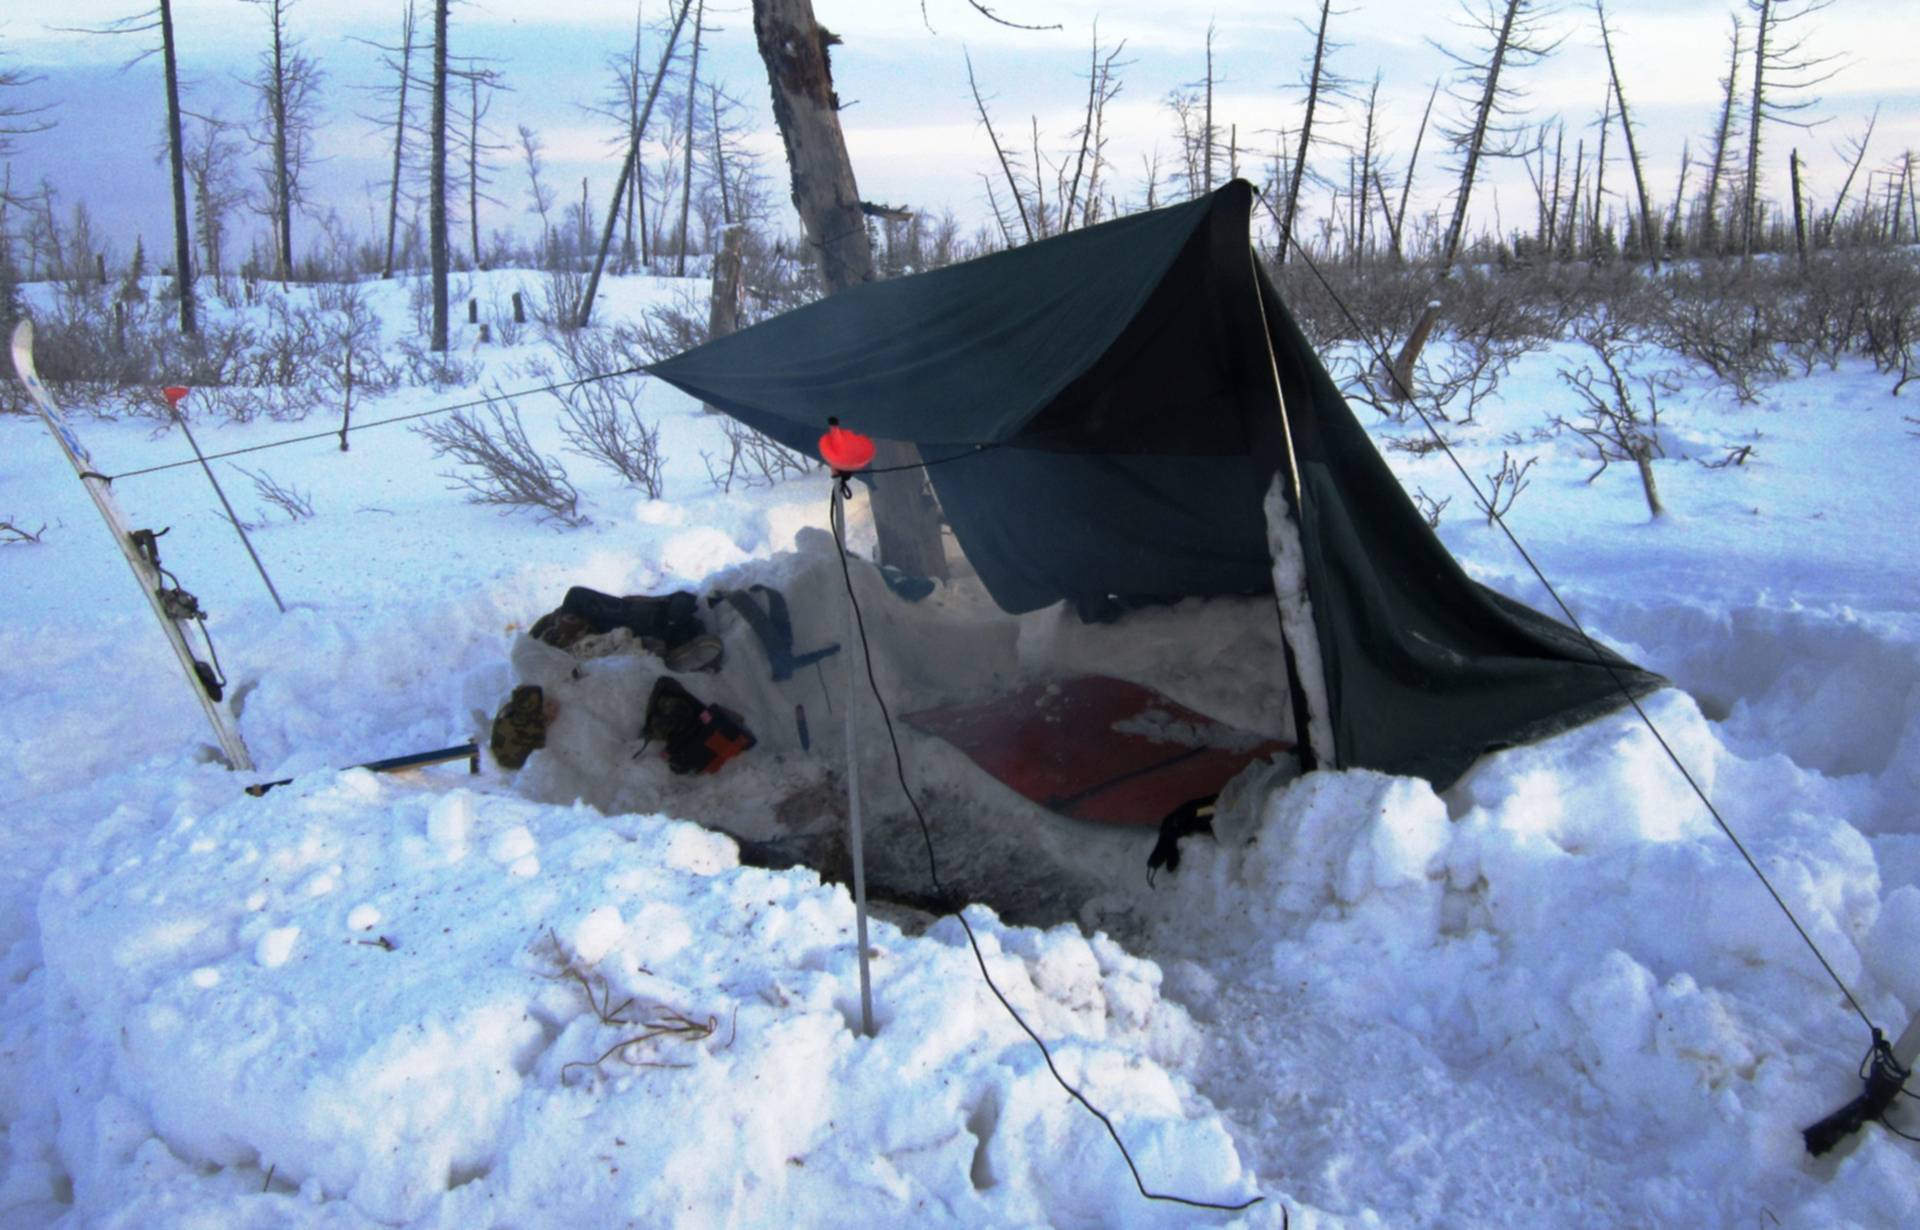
[1595,1,1658,270]
[752,0,948,581]
[582,0,694,329]
[429,0,449,350]
[1278,0,1347,263]
[1435,0,1560,276]
[1741,0,1843,261]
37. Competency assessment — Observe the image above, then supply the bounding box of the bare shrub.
[1652,267,1790,402]
[1553,322,1673,519]
[1,516,46,545]
[396,338,481,391]
[553,379,665,496]
[488,290,524,347]
[631,289,710,363]
[1384,431,1455,458]
[1411,488,1451,529]
[1853,256,1920,396]
[1477,451,1536,526]
[523,329,662,490]
[233,466,315,520]
[536,267,588,333]
[415,398,585,527]
[702,418,818,492]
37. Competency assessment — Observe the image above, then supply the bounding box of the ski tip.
[9,319,34,379]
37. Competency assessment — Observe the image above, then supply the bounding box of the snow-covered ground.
[2,269,1917,1227]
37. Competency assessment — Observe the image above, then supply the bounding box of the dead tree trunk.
[160,0,197,335]
[263,0,293,281]
[1388,301,1441,402]
[1439,0,1524,275]
[580,0,692,329]
[675,0,705,277]
[752,0,948,581]
[1699,15,1743,253]
[1742,0,1771,261]
[702,224,745,413]
[429,0,449,351]
[1597,1,1659,270]
[382,3,415,278]
[1824,108,1876,245]
[467,76,482,268]
[1202,22,1216,195]
[1279,0,1336,262]
[1396,76,1440,260]
[1790,147,1808,269]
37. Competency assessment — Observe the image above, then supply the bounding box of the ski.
[9,320,255,771]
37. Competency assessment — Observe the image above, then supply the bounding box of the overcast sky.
[3,0,1916,265]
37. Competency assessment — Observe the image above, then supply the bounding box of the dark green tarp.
[649,180,1662,787]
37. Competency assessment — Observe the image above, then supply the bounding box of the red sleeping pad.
[903,675,1292,827]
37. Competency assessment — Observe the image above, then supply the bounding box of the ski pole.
[164,385,288,614]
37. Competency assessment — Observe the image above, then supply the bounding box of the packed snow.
[2,268,1918,1227]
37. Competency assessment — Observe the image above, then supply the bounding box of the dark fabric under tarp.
[649,180,1663,787]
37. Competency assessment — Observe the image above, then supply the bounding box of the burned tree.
[430,0,449,349]
[752,0,947,579]
[1278,0,1348,262]
[1434,0,1560,275]
[242,0,324,282]
[1696,15,1744,253]
[1741,0,1842,260]
[1596,1,1658,269]
[580,0,694,328]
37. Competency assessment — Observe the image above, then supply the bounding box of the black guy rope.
[101,365,648,482]
[826,477,1264,1215]
[1278,230,1885,1044]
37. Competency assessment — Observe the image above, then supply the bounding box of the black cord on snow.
[827,480,1263,1214]
[104,366,647,482]
[1280,236,1885,1047]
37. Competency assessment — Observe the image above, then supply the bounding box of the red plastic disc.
[819,424,876,472]
[162,385,190,409]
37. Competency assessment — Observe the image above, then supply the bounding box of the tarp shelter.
[649,179,1662,789]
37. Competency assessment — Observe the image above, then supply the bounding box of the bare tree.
[76,5,198,332]
[675,0,708,276]
[1741,0,1842,260]
[0,53,54,164]
[1696,14,1744,253]
[367,2,418,278]
[518,124,557,261]
[1278,0,1347,262]
[181,112,246,289]
[598,2,665,271]
[1060,23,1127,232]
[429,0,449,349]
[1823,107,1877,245]
[460,69,507,268]
[1202,21,1218,194]
[241,0,324,283]
[1434,0,1560,275]
[580,0,693,328]
[1589,77,1613,259]
[966,51,1032,243]
[1596,1,1658,268]
[1555,323,1671,518]
[1393,76,1441,262]
[753,0,948,580]
[1352,74,1383,267]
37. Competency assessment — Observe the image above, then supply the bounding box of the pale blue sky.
[4,0,1915,263]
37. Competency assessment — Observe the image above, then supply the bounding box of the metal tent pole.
[836,486,876,1037]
